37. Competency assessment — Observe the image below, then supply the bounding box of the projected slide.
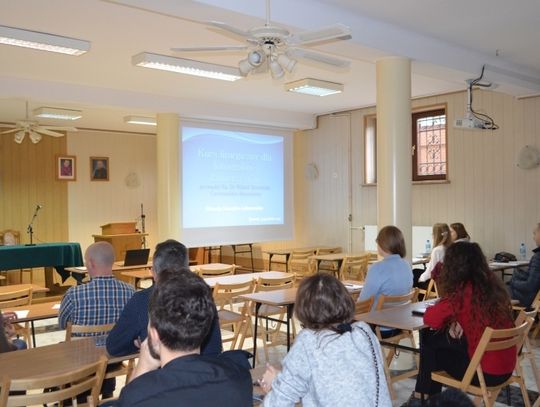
[182,127,284,229]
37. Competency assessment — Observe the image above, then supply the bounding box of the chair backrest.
[355,296,374,315]
[376,288,418,310]
[0,356,107,407]
[339,255,370,281]
[65,322,115,341]
[315,247,342,256]
[197,264,236,278]
[289,249,315,262]
[0,230,20,246]
[460,317,532,387]
[424,279,439,300]
[256,275,294,292]
[213,280,255,310]
[0,288,33,309]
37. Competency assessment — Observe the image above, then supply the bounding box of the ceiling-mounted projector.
[454,115,490,130]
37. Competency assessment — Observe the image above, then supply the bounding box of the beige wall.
[67,130,157,254]
[282,90,540,259]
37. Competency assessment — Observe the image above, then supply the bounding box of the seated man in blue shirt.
[508,223,540,308]
[117,269,252,406]
[106,239,222,357]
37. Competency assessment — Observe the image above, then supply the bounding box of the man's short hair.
[149,268,215,352]
[152,239,188,275]
[86,241,115,267]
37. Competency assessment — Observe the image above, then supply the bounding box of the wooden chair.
[355,296,374,315]
[213,280,255,350]
[514,309,540,403]
[288,249,316,280]
[0,230,34,284]
[254,275,296,362]
[0,356,107,407]
[315,246,342,275]
[431,317,533,407]
[339,254,369,281]
[65,322,135,396]
[0,287,33,347]
[418,278,439,301]
[374,288,419,399]
[197,264,236,278]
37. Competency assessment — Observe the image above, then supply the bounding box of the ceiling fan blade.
[206,21,253,39]
[171,45,248,52]
[40,126,78,132]
[289,48,350,68]
[289,23,352,46]
[0,128,20,134]
[34,128,66,137]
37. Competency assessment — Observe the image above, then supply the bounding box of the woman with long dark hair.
[410,242,515,401]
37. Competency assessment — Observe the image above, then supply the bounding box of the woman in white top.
[259,274,391,407]
[416,223,451,285]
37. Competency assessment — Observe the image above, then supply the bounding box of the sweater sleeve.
[263,334,311,407]
[510,252,540,304]
[58,289,74,330]
[423,298,453,329]
[358,264,380,305]
[419,246,444,283]
[106,293,146,356]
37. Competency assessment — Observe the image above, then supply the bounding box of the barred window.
[412,109,447,181]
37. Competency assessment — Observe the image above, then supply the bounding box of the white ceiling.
[0,0,539,132]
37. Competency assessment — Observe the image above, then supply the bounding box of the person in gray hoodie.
[259,273,391,407]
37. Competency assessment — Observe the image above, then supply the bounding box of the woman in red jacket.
[411,241,515,401]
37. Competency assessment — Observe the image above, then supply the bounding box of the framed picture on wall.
[56,155,76,181]
[90,157,109,181]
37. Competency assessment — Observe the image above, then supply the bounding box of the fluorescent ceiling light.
[132,52,242,82]
[285,78,343,96]
[124,115,157,126]
[34,107,82,120]
[0,25,90,56]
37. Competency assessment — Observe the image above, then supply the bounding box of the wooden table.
[0,337,138,380]
[263,247,329,272]
[489,260,529,279]
[3,301,60,345]
[240,288,298,367]
[0,283,48,295]
[120,269,153,288]
[310,252,366,273]
[204,271,292,288]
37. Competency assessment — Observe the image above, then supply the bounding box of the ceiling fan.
[0,101,77,144]
[172,0,352,79]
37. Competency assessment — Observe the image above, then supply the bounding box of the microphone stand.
[140,203,147,249]
[26,206,41,246]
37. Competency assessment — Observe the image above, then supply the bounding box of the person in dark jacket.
[508,223,540,308]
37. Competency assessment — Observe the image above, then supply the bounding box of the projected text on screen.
[182,127,284,229]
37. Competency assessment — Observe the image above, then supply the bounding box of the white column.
[376,57,412,259]
[156,113,181,242]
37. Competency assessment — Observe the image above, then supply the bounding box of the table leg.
[252,302,261,368]
[286,304,294,351]
[31,320,37,347]
[268,253,274,271]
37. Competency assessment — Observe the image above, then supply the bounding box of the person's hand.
[449,321,463,339]
[259,363,281,394]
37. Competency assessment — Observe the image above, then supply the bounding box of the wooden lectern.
[92,222,147,261]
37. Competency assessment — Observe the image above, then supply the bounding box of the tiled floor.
[31,316,540,406]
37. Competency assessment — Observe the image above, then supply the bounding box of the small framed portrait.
[90,157,109,181]
[56,155,76,181]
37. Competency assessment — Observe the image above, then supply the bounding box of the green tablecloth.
[0,243,83,282]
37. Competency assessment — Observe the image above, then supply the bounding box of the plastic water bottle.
[425,239,432,254]
[519,243,527,260]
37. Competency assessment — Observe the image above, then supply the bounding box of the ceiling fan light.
[238,58,253,76]
[247,50,265,67]
[269,59,284,79]
[14,131,25,144]
[29,131,42,144]
[277,54,296,73]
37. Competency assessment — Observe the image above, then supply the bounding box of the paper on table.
[344,283,363,290]
[14,310,29,319]
[75,266,87,271]
[52,303,61,309]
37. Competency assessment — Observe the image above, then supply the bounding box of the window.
[363,107,447,184]
[412,109,447,181]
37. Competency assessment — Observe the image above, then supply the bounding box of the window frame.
[411,108,448,182]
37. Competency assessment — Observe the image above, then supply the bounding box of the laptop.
[122,249,150,267]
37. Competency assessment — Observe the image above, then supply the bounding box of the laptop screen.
[123,249,150,266]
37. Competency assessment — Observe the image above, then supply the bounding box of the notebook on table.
[122,249,150,267]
